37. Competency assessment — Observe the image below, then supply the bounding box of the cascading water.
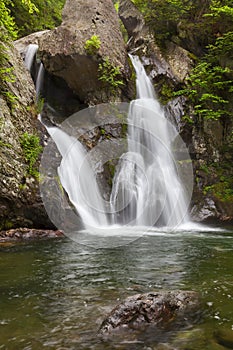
[35,63,45,98]
[44,126,109,228]
[24,44,44,99]
[49,56,189,229]
[110,55,188,227]
[25,46,190,230]
[24,44,38,71]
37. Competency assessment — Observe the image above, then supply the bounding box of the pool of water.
[0,225,232,349]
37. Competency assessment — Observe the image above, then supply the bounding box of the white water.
[24,44,44,99]
[41,55,189,230]
[45,127,108,228]
[35,63,45,98]
[24,44,38,71]
[110,56,188,227]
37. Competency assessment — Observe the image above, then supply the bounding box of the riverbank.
[0,227,64,243]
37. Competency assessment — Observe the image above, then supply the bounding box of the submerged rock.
[99,290,200,335]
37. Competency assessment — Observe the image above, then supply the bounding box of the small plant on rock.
[98,57,124,92]
[20,132,42,178]
[84,35,101,55]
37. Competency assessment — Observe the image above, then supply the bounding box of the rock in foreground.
[99,290,200,335]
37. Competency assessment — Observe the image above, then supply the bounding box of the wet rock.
[0,40,52,230]
[99,290,200,335]
[191,197,220,223]
[0,228,63,242]
[14,30,49,58]
[165,42,193,82]
[119,0,145,45]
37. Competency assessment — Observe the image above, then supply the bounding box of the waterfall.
[24,44,44,99]
[110,56,188,227]
[45,127,109,228]
[37,54,190,230]
[24,44,38,71]
[36,63,45,98]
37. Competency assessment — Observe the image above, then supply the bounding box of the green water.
[0,227,232,349]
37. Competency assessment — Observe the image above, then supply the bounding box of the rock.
[14,30,49,58]
[0,41,52,230]
[214,329,233,349]
[99,290,200,335]
[165,42,193,82]
[119,0,193,137]
[119,0,145,45]
[39,0,129,104]
[0,228,63,242]
[191,197,219,223]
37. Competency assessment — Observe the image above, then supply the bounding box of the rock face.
[0,228,63,242]
[119,0,233,223]
[39,0,130,105]
[0,42,51,230]
[99,291,200,335]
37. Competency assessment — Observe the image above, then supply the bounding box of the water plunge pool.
[0,226,232,349]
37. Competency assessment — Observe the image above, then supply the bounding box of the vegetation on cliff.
[0,0,232,221]
[132,0,233,213]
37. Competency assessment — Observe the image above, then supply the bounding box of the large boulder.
[39,0,130,104]
[99,290,200,335]
[0,42,51,230]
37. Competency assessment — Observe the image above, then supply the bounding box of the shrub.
[20,132,42,178]
[84,35,101,55]
[98,57,124,91]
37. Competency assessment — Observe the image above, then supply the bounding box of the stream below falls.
[0,226,233,349]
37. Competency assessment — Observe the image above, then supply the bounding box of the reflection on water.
[0,228,232,349]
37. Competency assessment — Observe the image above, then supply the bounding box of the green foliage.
[159,81,174,104]
[8,0,65,38]
[176,31,233,121]
[84,35,101,55]
[20,132,42,178]
[0,1,17,99]
[113,0,119,12]
[98,57,124,91]
[0,1,17,42]
[132,0,189,43]
[132,0,232,50]
[203,178,233,202]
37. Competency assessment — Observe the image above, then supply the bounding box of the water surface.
[0,226,232,349]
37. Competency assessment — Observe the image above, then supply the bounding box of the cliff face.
[119,0,233,223]
[0,42,51,230]
[0,0,231,229]
[38,0,130,105]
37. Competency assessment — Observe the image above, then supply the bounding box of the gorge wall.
[0,0,232,230]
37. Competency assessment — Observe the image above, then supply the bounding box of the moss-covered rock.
[0,41,51,230]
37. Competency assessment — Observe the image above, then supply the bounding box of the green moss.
[4,220,14,229]
[159,82,174,104]
[203,175,233,202]
[106,159,117,187]
[182,114,194,124]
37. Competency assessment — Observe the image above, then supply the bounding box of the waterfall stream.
[110,56,189,227]
[24,49,191,231]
